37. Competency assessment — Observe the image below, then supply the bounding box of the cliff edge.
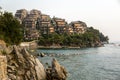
[0,45,67,80]
[7,45,46,80]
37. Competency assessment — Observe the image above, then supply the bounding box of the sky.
[0,0,120,42]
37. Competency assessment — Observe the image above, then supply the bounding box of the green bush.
[0,50,7,55]
[0,11,23,45]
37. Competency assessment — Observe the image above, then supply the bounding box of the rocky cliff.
[0,45,67,80]
[0,56,7,80]
[7,45,46,80]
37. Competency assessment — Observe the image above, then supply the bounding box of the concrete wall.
[20,41,37,50]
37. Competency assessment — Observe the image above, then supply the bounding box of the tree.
[0,11,23,45]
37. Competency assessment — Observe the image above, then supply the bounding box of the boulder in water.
[46,58,68,80]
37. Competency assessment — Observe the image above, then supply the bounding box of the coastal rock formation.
[0,56,7,80]
[46,58,67,80]
[0,45,68,80]
[7,45,46,80]
[6,46,67,80]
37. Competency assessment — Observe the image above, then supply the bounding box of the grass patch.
[0,50,8,55]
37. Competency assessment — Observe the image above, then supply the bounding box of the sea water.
[38,44,120,80]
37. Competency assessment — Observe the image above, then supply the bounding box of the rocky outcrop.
[7,45,46,80]
[0,56,7,80]
[46,58,67,80]
[6,46,67,80]
[0,45,68,80]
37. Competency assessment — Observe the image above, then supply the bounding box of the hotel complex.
[15,9,87,40]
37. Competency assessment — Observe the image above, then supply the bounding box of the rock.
[37,52,46,57]
[7,45,46,80]
[0,56,7,80]
[1,45,68,80]
[46,58,67,80]
[8,74,16,79]
[40,52,46,57]
[52,58,67,80]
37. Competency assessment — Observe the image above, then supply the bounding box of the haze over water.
[38,44,120,80]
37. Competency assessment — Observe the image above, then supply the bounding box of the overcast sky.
[0,0,120,42]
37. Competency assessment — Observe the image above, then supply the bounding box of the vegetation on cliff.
[38,27,108,47]
[0,11,23,45]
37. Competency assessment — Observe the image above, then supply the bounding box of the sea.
[37,43,120,80]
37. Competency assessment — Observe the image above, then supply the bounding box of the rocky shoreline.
[0,45,68,80]
[37,42,104,49]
